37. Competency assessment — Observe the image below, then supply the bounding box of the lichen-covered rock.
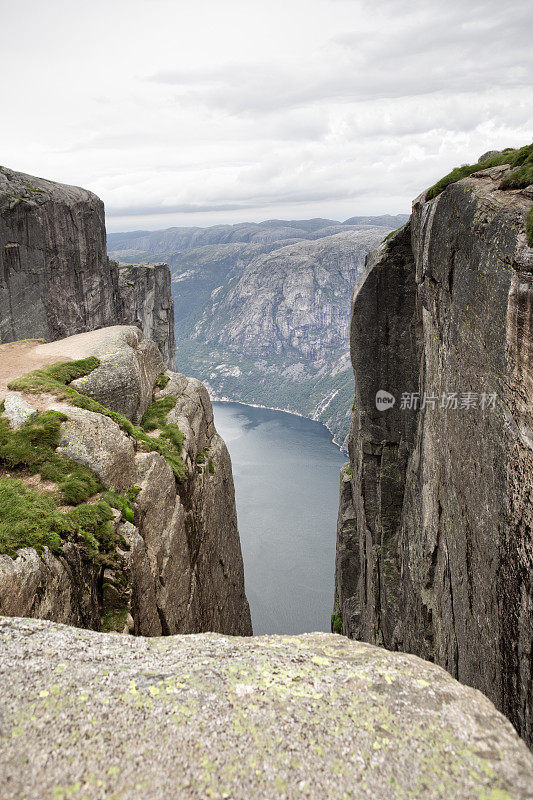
[69,325,164,422]
[117,262,176,366]
[336,164,533,743]
[0,617,532,800]
[0,327,251,637]
[0,166,175,365]
[2,391,38,429]
[57,407,138,489]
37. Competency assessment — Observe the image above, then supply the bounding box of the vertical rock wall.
[0,166,175,365]
[335,165,533,744]
[0,166,120,343]
[118,262,176,366]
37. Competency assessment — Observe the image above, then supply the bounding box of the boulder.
[2,392,38,429]
[0,617,531,800]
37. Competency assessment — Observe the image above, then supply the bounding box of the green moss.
[331,610,343,634]
[208,459,215,475]
[154,373,170,389]
[425,143,533,201]
[196,449,208,465]
[101,487,140,525]
[0,478,119,563]
[141,396,177,431]
[0,410,103,505]
[345,465,353,478]
[101,607,129,633]
[8,358,186,481]
[381,226,402,244]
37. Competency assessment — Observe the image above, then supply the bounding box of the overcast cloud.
[0,0,531,231]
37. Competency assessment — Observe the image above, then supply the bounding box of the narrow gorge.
[0,153,532,800]
[108,215,408,448]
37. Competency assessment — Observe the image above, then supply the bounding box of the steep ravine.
[335,155,533,745]
[109,216,408,449]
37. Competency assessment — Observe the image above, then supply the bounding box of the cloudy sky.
[1,0,531,231]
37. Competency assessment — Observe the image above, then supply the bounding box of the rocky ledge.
[1,617,532,800]
[0,325,251,636]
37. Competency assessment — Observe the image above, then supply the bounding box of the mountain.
[335,146,533,745]
[108,215,408,448]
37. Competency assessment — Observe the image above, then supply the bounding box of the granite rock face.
[0,327,251,637]
[1,617,532,800]
[117,262,176,366]
[335,165,533,744]
[0,166,175,364]
[180,229,394,449]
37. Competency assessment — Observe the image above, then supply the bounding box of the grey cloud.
[148,1,532,116]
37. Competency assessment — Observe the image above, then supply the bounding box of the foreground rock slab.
[1,618,532,800]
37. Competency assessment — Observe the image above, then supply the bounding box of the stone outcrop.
[0,326,251,637]
[0,166,175,365]
[117,262,175,365]
[1,617,532,800]
[335,163,533,744]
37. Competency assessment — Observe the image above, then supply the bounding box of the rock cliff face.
[335,162,533,743]
[109,216,408,448]
[2,617,532,800]
[0,167,175,365]
[0,326,251,636]
[117,262,176,365]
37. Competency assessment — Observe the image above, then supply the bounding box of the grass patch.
[8,358,186,481]
[345,465,353,478]
[101,607,130,633]
[195,449,208,465]
[0,410,102,505]
[331,609,343,634]
[0,477,120,563]
[101,487,141,524]
[154,373,170,389]
[425,143,533,202]
[141,395,177,431]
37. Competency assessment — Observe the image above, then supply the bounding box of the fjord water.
[212,401,346,635]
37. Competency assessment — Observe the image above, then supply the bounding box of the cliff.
[1,617,532,800]
[0,326,251,636]
[109,216,408,448]
[0,166,175,365]
[117,262,176,365]
[335,150,533,744]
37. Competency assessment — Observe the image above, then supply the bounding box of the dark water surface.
[212,402,346,635]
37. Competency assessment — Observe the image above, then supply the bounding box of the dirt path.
[0,327,125,401]
[0,341,70,401]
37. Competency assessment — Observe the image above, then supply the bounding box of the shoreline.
[210,394,349,456]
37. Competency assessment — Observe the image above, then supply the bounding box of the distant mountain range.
[108,215,409,448]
